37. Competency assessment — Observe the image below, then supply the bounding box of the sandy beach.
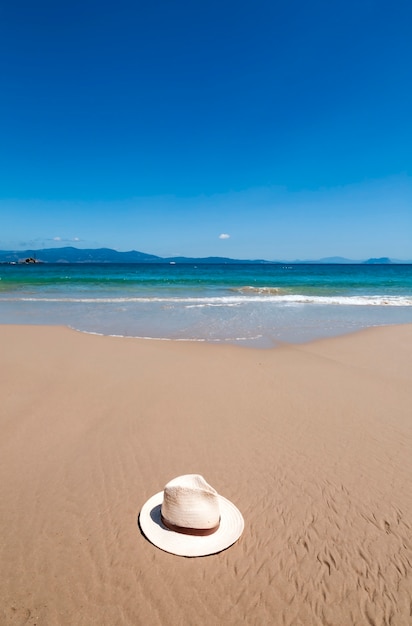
[0,324,411,625]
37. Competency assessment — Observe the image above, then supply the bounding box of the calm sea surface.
[1,263,411,347]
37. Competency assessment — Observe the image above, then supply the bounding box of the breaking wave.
[230,286,284,295]
[2,294,412,306]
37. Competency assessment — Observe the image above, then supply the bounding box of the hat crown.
[161,474,220,530]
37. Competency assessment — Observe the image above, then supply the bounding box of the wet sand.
[0,324,411,625]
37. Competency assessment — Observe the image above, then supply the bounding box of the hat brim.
[139,491,244,557]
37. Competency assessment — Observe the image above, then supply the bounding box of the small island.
[19,257,43,264]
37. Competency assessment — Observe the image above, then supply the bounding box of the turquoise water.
[1,263,411,346]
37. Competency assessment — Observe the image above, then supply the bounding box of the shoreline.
[1,323,411,624]
[72,318,412,348]
[3,316,412,349]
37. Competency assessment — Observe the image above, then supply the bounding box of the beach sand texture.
[0,324,411,626]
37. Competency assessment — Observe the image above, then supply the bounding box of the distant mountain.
[0,247,410,264]
[279,256,412,264]
[164,256,272,264]
[318,256,359,264]
[282,256,360,264]
[363,257,392,264]
[0,247,275,264]
[0,247,161,264]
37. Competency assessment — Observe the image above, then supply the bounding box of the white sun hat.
[139,474,244,557]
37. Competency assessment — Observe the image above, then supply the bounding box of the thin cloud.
[52,236,82,243]
[219,233,230,239]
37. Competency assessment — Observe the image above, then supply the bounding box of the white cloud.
[219,233,230,239]
[51,236,82,243]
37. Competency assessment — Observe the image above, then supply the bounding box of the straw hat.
[139,474,244,557]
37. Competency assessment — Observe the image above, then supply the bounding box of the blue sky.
[1,0,411,260]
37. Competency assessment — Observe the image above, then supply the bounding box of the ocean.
[0,263,411,347]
